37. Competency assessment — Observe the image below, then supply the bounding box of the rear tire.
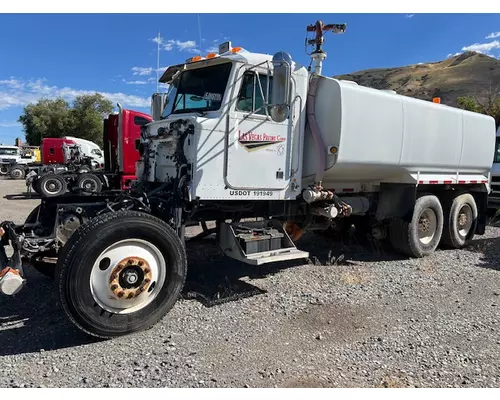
[37,174,68,197]
[55,210,187,339]
[389,194,444,258]
[0,165,8,175]
[76,173,103,194]
[441,193,477,249]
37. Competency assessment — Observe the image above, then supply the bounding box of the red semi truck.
[21,106,152,197]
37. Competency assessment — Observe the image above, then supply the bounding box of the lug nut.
[144,268,151,274]
[138,261,144,266]
[111,284,118,291]
[117,291,125,298]
[127,259,134,264]
[127,293,134,299]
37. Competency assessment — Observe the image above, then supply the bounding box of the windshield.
[0,148,19,156]
[161,62,232,118]
[494,136,500,163]
[91,148,103,157]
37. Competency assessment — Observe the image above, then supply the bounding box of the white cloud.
[461,40,500,54]
[206,46,219,53]
[486,32,500,39]
[0,77,150,110]
[404,14,415,18]
[0,121,20,128]
[131,67,154,76]
[150,35,199,53]
[123,79,148,85]
[447,52,462,58]
[165,39,198,53]
[0,79,24,90]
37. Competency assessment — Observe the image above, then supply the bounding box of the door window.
[236,71,273,116]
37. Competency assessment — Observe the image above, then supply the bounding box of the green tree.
[17,98,74,146]
[456,86,500,129]
[70,93,113,147]
[18,93,114,147]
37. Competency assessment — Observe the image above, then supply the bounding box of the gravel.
[1,178,500,388]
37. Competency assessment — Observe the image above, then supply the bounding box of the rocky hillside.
[334,52,500,107]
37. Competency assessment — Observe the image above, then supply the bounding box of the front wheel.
[56,210,187,338]
[9,165,25,180]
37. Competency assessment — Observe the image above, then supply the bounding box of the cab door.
[226,67,293,194]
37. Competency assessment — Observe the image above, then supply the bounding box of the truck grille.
[490,176,500,199]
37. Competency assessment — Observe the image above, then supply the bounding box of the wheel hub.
[419,217,430,232]
[458,212,467,227]
[108,257,152,300]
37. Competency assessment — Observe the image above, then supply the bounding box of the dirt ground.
[1,177,500,388]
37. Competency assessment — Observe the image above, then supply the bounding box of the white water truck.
[0,21,496,338]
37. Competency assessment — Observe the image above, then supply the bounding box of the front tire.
[9,165,25,180]
[56,210,187,339]
[389,194,444,258]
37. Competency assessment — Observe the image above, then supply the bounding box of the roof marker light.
[206,53,217,59]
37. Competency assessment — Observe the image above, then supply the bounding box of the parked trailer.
[7,137,97,184]
[0,21,496,339]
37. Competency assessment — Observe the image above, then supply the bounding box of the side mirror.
[151,93,168,121]
[269,51,293,123]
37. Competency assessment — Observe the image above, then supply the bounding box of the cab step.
[218,219,309,266]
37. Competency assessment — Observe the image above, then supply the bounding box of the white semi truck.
[0,21,496,338]
[488,126,500,207]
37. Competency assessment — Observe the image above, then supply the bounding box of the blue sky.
[1,13,500,144]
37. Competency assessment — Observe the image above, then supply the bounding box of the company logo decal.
[238,130,286,152]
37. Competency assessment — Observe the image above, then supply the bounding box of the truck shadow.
[4,192,40,201]
[2,228,498,357]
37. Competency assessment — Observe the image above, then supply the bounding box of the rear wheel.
[76,173,103,194]
[37,174,68,197]
[0,165,8,175]
[9,165,25,180]
[441,193,477,249]
[389,194,444,258]
[56,210,187,338]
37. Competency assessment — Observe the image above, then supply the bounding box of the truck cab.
[102,108,151,189]
[63,136,105,169]
[488,126,500,208]
[0,145,21,174]
[139,44,309,202]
